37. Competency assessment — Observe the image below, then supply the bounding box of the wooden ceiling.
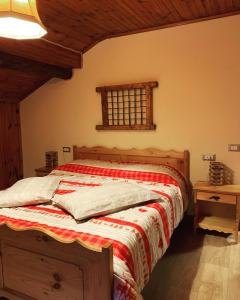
[0,0,240,102]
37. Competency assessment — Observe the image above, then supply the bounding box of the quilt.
[0,160,188,299]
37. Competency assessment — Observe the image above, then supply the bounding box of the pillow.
[52,158,188,211]
[52,182,160,221]
[0,176,60,208]
[68,158,178,175]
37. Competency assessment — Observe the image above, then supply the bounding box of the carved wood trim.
[73,145,190,181]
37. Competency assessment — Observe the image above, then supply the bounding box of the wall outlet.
[228,144,240,152]
[202,154,216,161]
[63,146,71,153]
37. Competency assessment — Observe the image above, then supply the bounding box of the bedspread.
[0,162,187,299]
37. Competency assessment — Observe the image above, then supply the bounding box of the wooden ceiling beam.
[0,98,19,104]
[17,76,51,101]
[0,51,72,80]
[0,38,82,68]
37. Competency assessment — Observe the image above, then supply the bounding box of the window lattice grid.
[107,88,147,126]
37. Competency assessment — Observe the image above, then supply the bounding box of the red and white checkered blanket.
[0,161,187,299]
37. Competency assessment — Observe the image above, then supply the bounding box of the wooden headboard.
[73,146,190,180]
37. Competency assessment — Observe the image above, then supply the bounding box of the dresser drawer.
[2,245,83,300]
[197,191,236,204]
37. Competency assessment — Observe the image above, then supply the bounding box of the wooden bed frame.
[73,146,190,180]
[0,146,190,300]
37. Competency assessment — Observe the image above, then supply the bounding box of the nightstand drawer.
[197,191,236,204]
[35,167,54,177]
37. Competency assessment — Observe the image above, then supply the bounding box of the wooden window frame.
[96,81,158,130]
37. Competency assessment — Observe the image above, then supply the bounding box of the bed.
[0,146,190,300]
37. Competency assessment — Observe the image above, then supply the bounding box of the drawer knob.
[53,272,62,282]
[52,282,61,290]
[36,235,50,242]
[209,196,220,201]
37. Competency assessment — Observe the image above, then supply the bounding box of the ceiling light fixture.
[0,0,47,40]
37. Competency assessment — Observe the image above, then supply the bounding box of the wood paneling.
[0,102,23,190]
[0,0,240,102]
[1,1,239,60]
[30,0,240,53]
[0,69,50,102]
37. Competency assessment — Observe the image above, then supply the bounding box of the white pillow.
[0,176,60,208]
[52,182,160,221]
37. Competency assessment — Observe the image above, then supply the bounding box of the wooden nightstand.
[193,182,240,243]
[35,167,54,177]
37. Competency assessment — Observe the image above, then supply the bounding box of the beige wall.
[21,15,240,184]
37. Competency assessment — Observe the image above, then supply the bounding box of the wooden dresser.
[193,182,240,243]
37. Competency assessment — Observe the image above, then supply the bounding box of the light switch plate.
[202,154,216,161]
[228,144,240,152]
[63,146,71,153]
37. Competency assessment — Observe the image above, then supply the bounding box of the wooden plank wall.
[0,102,23,190]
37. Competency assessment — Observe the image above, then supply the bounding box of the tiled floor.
[142,217,240,300]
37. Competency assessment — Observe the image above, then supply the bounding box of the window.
[96,81,158,130]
